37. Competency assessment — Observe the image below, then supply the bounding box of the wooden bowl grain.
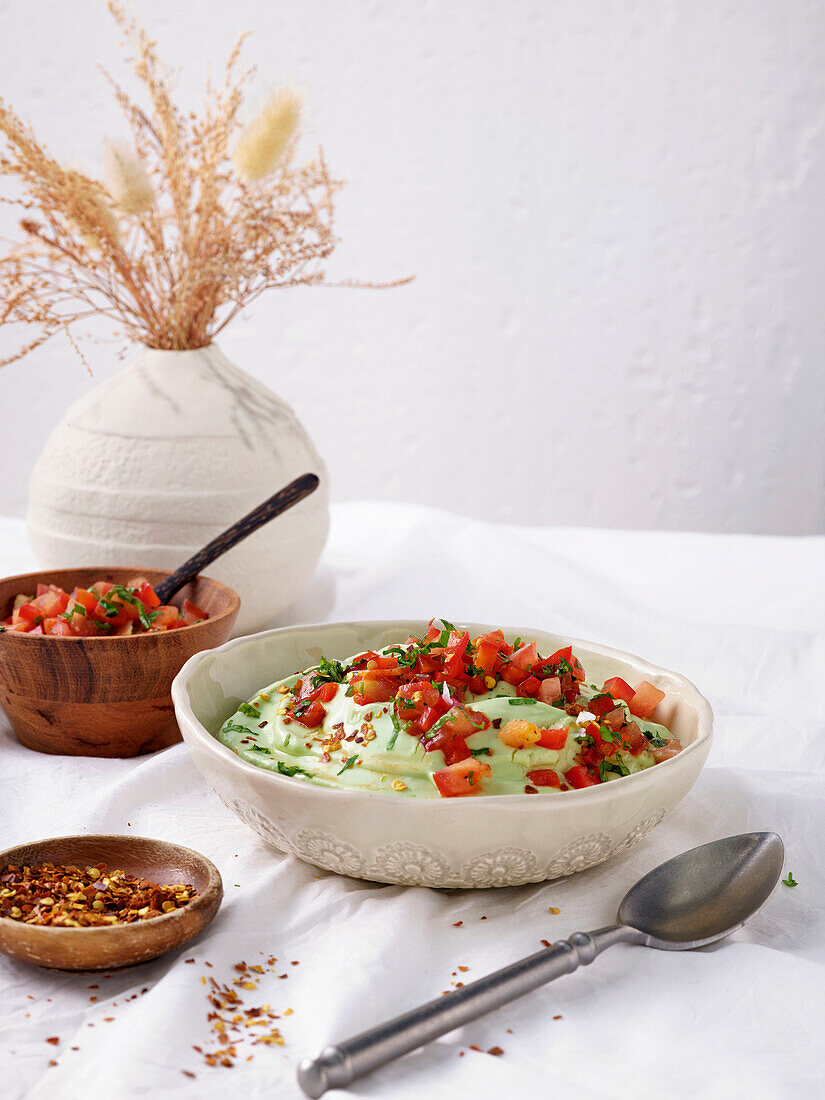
[0,834,222,970]
[0,567,240,757]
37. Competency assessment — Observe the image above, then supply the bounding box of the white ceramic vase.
[27,344,329,636]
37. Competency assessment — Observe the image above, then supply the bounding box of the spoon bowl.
[619,831,785,948]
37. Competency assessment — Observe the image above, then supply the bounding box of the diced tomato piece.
[423,728,471,765]
[146,605,180,631]
[432,757,492,798]
[94,587,141,626]
[133,581,161,610]
[537,676,562,704]
[517,675,541,698]
[603,676,635,706]
[629,681,666,719]
[511,642,538,671]
[180,598,207,625]
[564,765,599,789]
[536,727,568,750]
[440,705,490,737]
[620,721,650,755]
[47,619,75,636]
[167,618,187,630]
[570,656,586,682]
[292,700,326,729]
[474,639,501,678]
[350,672,396,706]
[651,738,682,763]
[417,705,442,733]
[422,620,443,644]
[527,768,560,788]
[17,602,43,627]
[70,588,100,615]
[89,580,114,598]
[589,693,616,717]
[34,589,69,618]
[500,662,528,687]
[313,681,339,704]
[547,645,573,665]
[29,623,44,634]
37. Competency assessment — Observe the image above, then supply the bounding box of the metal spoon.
[297,831,784,1097]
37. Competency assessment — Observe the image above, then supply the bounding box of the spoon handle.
[153,473,320,605]
[297,923,640,1097]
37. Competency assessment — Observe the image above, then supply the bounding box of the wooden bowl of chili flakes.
[0,834,222,970]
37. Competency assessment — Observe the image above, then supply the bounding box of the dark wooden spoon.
[154,472,320,605]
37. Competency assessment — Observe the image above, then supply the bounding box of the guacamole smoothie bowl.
[172,620,713,887]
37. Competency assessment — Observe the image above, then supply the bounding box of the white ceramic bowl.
[172,621,713,888]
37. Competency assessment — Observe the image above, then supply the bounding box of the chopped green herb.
[508,698,536,706]
[386,712,403,751]
[238,701,260,718]
[277,761,311,778]
[337,755,358,776]
[598,758,630,782]
[598,726,616,743]
[309,656,349,688]
[60,603,86,621]
[221,720,249,736]
[645,729,667,748]
[250,745,269,754]
[512,637,522,649]
[782,872,798,888]
[470,747,492,757]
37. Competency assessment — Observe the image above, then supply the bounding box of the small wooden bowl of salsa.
[0,567,240,757]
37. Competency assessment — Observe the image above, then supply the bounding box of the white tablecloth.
[1,503,823,1100]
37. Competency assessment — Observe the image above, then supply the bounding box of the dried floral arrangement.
[0,2,406,367]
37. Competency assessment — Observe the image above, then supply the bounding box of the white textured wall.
[1,0,823,534]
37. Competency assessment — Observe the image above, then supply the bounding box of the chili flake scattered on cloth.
[195,957,295,1070]
[0,862,197,926]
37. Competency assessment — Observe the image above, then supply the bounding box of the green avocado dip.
[214,622,679,799]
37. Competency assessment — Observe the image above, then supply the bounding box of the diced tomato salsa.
[267,619,681,798]
[1,578,208,637]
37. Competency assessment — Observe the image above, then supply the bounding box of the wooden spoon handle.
[153,473,320,605]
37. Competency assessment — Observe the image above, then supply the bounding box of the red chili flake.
[45,1037,59,1046]
[89,997,98,1003]
[488,1046,504,1056]
[457,966,469,972]
[480,915,487,920]
[70,1047,79,1052]
[459,1051,465,1057]
[88,984,99,990]
[469,1044,482,1052]
[553,1014,563,1020]
[506,1029,513,1034]
[48,1060,57,1067]
[185,958,195,964]
[290,960,299,966]
[541,940,551,948]
[182,1070,196,1079]
[452,921,463,927]
[204,962,212,968]
[104,1017,114,1022]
